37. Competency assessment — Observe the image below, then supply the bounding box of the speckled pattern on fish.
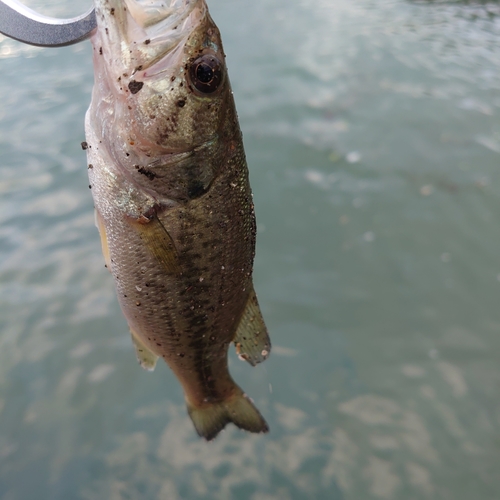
[85,0,271,440]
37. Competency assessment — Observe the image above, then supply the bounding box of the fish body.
[85,0,270,440]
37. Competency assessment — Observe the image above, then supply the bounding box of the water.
[1,0,500,498]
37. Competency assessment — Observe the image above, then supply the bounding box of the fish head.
[91,0,234,158]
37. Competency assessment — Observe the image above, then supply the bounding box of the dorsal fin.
[233,287,271,366]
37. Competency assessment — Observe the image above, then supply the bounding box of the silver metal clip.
[0,0,96,47]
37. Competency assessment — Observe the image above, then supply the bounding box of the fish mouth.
[93,0,205,73]
[123,0,201,31]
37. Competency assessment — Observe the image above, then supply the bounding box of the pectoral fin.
[128,212,181,274]
[95,209,112,271]
[131,328,159,371]
[233,287,271,366]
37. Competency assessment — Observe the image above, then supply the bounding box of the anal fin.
[233,287,271,366]
[127,212,181,274]
[131,328,159,371]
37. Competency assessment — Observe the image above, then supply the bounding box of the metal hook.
[0,0,96,47]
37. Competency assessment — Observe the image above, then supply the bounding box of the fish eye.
[189,54,223,94]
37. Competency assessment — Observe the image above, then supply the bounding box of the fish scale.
[85,0,271,440]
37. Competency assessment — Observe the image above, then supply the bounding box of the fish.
[84,0,271,441]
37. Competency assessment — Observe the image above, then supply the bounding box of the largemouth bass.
[84,0,271,440]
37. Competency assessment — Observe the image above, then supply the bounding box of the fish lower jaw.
[93,0,206,75]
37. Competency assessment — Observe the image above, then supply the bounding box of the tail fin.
[186,389,269,441]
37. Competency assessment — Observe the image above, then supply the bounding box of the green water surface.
[1,0,500,498]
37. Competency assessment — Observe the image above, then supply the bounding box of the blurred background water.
[1,0,500,498]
